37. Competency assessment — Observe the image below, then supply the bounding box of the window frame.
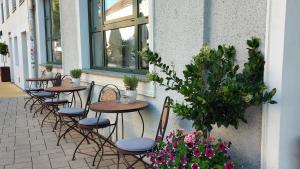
[43,0,62,65]
[88,0,149,75]
[12,0,16,12]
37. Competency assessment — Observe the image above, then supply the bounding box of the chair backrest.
[98,84,121,102]
[84,81,95,115]
[61,75,73,87]
[155,96,171,141]
[53,73,62,87]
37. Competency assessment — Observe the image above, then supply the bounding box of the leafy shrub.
[140,37,276,135]
[45,64,53,72]
[148,129,235,169]
[123,75,139,90]
[70,69,82,78]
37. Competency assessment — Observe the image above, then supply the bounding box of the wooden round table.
[45,86,87,107]
[89,100,149,139]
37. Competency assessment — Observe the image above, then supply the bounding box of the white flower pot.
[72,78,80,87]
[125,90,137,103]
[45,71,53,78]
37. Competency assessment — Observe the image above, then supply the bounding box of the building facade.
[0,0,299,169]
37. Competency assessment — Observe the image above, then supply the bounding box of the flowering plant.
[147,129,235,169]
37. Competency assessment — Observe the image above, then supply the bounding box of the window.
[44,0,62,64]
[89,0,149,74]
[1,3,4,23]
[5,0,9,18]
[12,0,16,12]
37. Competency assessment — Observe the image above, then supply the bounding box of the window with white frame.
[89,0,149,74]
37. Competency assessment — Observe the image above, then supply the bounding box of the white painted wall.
[0,0,30,88]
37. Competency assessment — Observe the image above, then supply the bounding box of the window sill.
[40,64,62,69]
[82,69,149,82]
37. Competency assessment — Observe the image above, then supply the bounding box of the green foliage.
[123,75,139,90]
[70,69,82,78]
[140,37,277,134]
[44,64,53,72]
[0,42,9,56]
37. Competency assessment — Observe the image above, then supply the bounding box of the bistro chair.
[72,84,120,166]
[115,96,171,169]
[56,81,95,146]
[29,73,62,115]
[41,75,73,130]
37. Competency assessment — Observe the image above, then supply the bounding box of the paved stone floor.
[0,98,144,169]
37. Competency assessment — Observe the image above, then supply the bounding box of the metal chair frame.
[56,81,95,146]
[117,96,171,169]
[72,84,121,167]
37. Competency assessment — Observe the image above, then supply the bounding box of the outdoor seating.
[72,84,121,166]
[29,73,61,116]
[56,81,95,146]
[41,75,73,130]
[115,96,171,169]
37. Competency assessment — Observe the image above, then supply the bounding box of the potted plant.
[44,64,53,78]
[148,129,235,169]
[140,37,277,137]
[0,42,11,82]
[70,69,82,87]
[123,75,139,102]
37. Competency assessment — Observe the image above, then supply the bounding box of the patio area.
[0,97,144,169]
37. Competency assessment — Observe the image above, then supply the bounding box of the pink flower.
[184,132,196,144]
[191,163,200,169]
[169,152,176,161]
[167,131,174,142]
[193,149,201,157]
[156,135,163,141]
[187,142,194,149]
[156,155,165,164]
[172,141,178,148]
[205,147,215,159]
[165,146,171,154]
[224,162,234,169]
[218,142,226,152]
[181,156,188,166]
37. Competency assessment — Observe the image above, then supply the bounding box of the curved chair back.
[53,73,62,87]
[155,96,171,141]
[98,84,121,102]
[83,81,95,116]
[61,75,73,87]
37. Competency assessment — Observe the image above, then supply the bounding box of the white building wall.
[0,0,30,88]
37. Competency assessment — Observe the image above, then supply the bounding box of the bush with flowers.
[147,129,235,169]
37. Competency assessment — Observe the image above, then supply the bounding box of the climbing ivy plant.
[140,37,276,135]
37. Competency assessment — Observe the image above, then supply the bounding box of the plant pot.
[125,90,137,103]
[72,78,80,87]
[0,66,11,82]
[45,71,53,78]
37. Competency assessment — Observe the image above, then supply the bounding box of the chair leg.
[41,111,52,128]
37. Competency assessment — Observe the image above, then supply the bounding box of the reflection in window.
[106,27,135,69]
[44,0,62,64]
[139,24,149,69]
[105,0,133,21]
[139,0,148,16]
[89,0,149,74]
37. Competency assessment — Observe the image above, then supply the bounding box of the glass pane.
[51,0,61,39]
[52,39,62,63]
[105,0,133,21]
[92,32,104,67]
[91,0,102,30]
[139,0,148,16]
[105,26,136,69]
[139,24,149,69]
[46,40,53,62]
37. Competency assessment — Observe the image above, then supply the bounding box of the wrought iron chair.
[41,75,72,130]
[56,81,95,146]
[72,84,120,167]
[115,96,171,169]
[29,73,62,115]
